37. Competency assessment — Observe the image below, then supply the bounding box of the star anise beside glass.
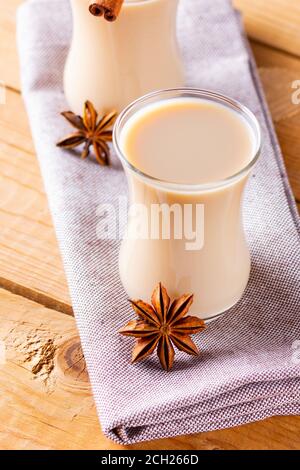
[57,100,117,166]
[119,283,206,371]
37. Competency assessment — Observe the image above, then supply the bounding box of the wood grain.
[0,289,118,450]
[0,87,71,312]
[234,0,300,57]
[0,0,299,451]
[252,40,300,73]
[258,67,300,202]
[1,288,300,450]
[0,140,71,313]
[252,41,300,205]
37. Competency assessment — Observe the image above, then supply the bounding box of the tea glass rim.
[113,88,262,193]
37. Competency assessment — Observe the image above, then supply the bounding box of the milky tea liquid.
[117,95,259,319]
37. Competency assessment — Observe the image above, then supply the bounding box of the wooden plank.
[274,111,300,202]
[0,87,71,312]
[258,67,299,122]
[234,0,300,57]
[0,83,34,154]
[0,288,120,450]
[251,41,300,205]
[0,0,23,91]
[0,0,299,452]
[251,40,300,73]
[1,288,300,450]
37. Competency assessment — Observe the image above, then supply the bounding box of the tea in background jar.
[64,0,184,114]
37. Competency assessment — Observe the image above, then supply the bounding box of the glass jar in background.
[64,0,184,115]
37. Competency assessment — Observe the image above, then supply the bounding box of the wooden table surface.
[0,0,299,450]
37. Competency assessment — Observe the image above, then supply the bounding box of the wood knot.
[56,337,90,391]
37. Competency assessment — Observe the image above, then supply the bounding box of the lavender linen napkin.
[17,0,300,444]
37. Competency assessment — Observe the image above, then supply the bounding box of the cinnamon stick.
[89,0,124,22]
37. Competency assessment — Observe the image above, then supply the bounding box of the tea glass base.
[201,298,241,324]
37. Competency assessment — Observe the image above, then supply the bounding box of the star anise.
[119,283,206,371]
[57,101,117,166]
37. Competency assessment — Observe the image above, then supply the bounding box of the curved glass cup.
[114,88,262,321]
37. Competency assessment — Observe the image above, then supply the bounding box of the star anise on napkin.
[119,283,206,371]
[57,101,117,166]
